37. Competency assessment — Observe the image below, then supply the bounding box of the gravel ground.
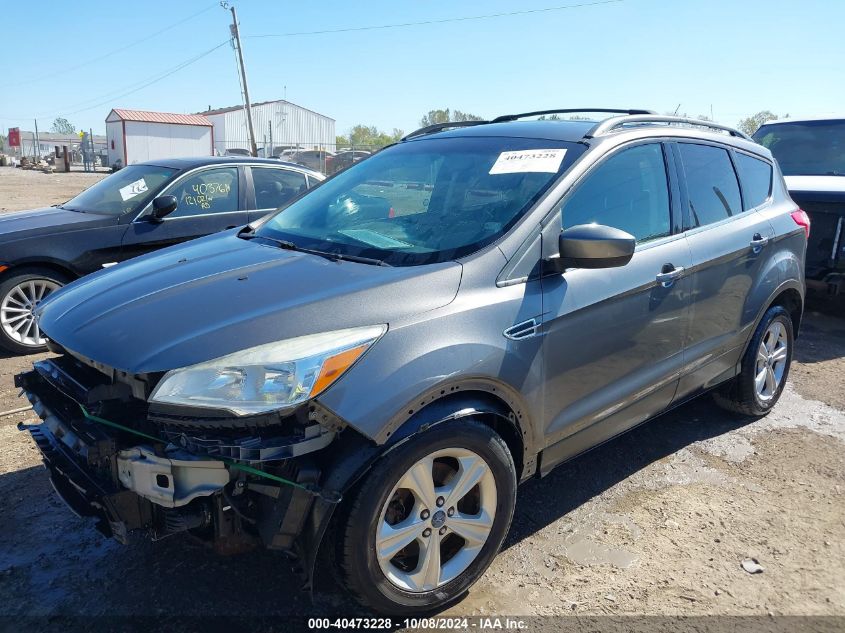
[0,166,843,624]
[0,166,106,213]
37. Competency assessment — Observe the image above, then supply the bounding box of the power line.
[247,0,624,39]
[6,40,230,123]
[44,40,229,117]
[60,41,230,117]
[10,2,220,87]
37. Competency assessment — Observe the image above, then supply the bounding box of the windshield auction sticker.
[119,178,149,201]
[489,148,567,174]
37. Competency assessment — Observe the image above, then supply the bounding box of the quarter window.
[734,153,773,210]
[561,143,671,243]
[678,144,742,227]
[252,168,308,209]
[166,167,240,217]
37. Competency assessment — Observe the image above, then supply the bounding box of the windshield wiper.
[240,229,391,266]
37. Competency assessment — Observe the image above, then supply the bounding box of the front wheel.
[0,269,67,355]
[338,419,517,614]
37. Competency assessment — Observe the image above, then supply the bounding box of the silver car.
[18,109,807,614]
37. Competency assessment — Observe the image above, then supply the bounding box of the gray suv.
[17,109,807,614]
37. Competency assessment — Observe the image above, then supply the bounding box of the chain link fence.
[215,138,387,176]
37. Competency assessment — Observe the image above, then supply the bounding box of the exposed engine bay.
[15,351,343,558]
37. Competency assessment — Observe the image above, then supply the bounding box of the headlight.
[149,325,386,415]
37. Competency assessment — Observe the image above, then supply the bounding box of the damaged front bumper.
[15,357,340,560]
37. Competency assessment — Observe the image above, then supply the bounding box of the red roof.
[107,109,212,127]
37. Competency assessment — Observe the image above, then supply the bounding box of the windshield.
[256,136,583,265]
[753,120,845,176]
[62,164,177,215]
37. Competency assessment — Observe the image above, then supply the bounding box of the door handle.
[656,264,685,287]
[750,233,770,253]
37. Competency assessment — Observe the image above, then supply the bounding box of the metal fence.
[215,138,386,176]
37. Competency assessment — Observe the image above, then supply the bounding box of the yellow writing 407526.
[192,182,230,196]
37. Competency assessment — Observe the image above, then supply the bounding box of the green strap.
[77,403,316,495]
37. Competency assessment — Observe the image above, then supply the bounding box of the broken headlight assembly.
[149,325,386,415]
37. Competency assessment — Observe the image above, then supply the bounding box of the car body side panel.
[1,219,128,276]
[120,210,252,261]
[671,140,779,399]
[316,246,545,455]
[538,234,691,454]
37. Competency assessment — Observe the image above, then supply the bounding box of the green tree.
[737,110,779,136]
[50,117,76,135]
[419,108,484,127]
[337,125,404,150]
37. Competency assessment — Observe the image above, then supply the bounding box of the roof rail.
[401,120,490,141]
[491,108,655,123]
[586,115,751,140]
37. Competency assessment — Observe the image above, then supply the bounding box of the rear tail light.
[791,209,811,238]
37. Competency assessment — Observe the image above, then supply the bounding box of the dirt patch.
[791,296,845,410]
[0,166,106,213]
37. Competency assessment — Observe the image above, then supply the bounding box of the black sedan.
[0,156,323,354]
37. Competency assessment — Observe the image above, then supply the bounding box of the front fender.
[299,387,535,592]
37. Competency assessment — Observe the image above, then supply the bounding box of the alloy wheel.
[0,279,60,348]
[754,320,789,402]
[376,448,497,592]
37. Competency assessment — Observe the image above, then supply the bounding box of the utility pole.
[228,5,258,157]
[33,119,39,160]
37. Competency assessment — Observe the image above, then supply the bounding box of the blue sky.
[2,0,843,136]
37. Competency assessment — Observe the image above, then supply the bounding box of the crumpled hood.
[0,207,110,240]
[37,231,462,373]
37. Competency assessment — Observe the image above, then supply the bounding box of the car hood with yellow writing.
[36,229,461,373]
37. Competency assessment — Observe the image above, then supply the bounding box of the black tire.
[713,305,794,416]
[0,268,68,355]
[337,419,517,614]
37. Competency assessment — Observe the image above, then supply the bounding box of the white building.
[105,109,214,167]
[202,100,335,156]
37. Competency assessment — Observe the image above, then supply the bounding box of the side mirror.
[149,195,178,221]
[555,223,635,270]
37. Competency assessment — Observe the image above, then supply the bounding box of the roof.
[411,119,598,143]
[199,99,335,121]
[758,116,845,126]
[405,118,769,158]
[139,155,322,174]
[106,109,212,127]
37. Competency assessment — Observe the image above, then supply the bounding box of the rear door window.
[252,167,308,209]
[734,153,773,210]
[678,143,742,227]
[561,143,671,243]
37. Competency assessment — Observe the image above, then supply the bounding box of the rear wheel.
[0,269,67,355]
[338,419,516,614]
[714,305,794,416]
